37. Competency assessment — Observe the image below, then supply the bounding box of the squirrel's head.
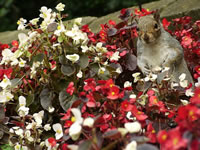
[136,10,161,44]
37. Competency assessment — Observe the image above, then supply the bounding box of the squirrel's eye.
[136,27,140,31]
[154,23,158,29]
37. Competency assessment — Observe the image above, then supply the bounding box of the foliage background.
[0,0,157,32]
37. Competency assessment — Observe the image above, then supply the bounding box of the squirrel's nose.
[144,34,149,41]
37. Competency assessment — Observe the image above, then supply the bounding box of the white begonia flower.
[124,81,132,88]
[69,122,82,141]
[110,51,120,61]
[65,25,88,45]
[179,73,188,88]
[71,108,83,124]
[26,121,37,130]
[125,141,137,150]
[30,18,39,25]
[66,54,80,63]
[18,33,28,48]
[74,18,82,26]
[53,123,63,140]
[96,42,107,53]
[33,110,44,126]
[67,145,79,150]
[179,73,186,81]
[129,94,136,99]
[124,121,141,133]
[83,117,94,128]
[18,106,29,117]
[195,77,200,87]
[126,112,134,120]
[25,130,34,142]
[15,128,24,137]
[0,49,15,65]
[54,23,66,36]
[22,146,28,150]
[19,96,26,107]
[30,61,41,78]
[77,70,83,78]
[14,143,21,150]
[0,75,11,89]
[40,6,52,20]
[171,82,179,88]
[98,67,106,75]
[94,57,100,62]
[180,80,188,88]
[18,58,26,67]
[185,88,194,97]
[17,18,27,30]
[48,106,55,113]
[44,124,51,131]
[0,90,14,103]
[180,99,189,105]
[56,3,65,11]
[118,128,128,137]
[81,45,89,53]
[150,73,158,81]
[132,72,141,83]
[116,67,122,74]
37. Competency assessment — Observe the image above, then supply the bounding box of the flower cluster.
[0,4,200,150]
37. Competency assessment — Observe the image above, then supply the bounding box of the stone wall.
[0,0,200,44]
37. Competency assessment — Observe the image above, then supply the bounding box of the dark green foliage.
[0,0,158,32]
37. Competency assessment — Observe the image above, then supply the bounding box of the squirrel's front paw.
[142,66,151,75]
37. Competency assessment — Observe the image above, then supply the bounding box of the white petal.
[71,108,83,124]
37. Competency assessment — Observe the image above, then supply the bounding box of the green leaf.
[0,144,14,150]
[61,64,75,76]
[126,54,137,71]
[78,54,89,69]
[59,55,67,65]
[0,105,5,121]
[39,88,54,111]
[33,53,44,62]
[26,93,35,106]
[59,90,77,111]
[90,63,99,74]
[99,68,110,80]
[78,140,92,150]
[58,36,64,43]
[10,78,22,88]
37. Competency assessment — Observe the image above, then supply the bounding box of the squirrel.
[136,10,194,86]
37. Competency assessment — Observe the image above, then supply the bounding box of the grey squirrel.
[136,10,194,86]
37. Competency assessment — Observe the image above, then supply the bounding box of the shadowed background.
[0,0,157,32]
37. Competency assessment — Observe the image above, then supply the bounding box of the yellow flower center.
[153,98,158,104]
[6,96,11,100]
[173,138,178,145]
[162,134,167,141]
[17,20,21,25]
[43,13,47,18]
[57,25,61,30]
[3,79,7,83]
[189,111,194,116]
[56,129,61,134]
[152,130,156,133]
[71,116,76,122]
[111,92,115,96]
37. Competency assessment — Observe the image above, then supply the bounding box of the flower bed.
[0,3,200,150]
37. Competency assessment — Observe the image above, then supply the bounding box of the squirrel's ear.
[153,9,160,22]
